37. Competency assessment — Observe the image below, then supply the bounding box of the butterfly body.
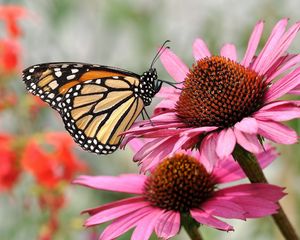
[22,62,162,154]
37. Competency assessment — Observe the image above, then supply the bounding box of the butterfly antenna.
[150,40,171,69]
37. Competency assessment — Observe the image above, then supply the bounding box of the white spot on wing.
[67,74,75,80]
[49,81,59,89]
[55,71,62,77]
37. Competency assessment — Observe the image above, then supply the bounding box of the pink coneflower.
[73,147,284,240]
[123,19,300,169]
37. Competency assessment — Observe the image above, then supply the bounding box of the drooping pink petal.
[214,184,285,218]
[160,48,189,83]
[264,66,300,102]
[190,209,234,231]
[193,38,211,60]
[234,117,258,134]
[85,201,151,227]
[100,206,155,240]
[142,134,192,172]
[131,208,164,240]
[252,19,288,74]
[256,120,298,144]
[216,128,236,158]
[201,198,246,220]
[241,20,264,67]
[234,197,279,218]
[215,183,285,201]
[254,101,300,121]
[73,174,146,194]
[220,44,237,61]
[213,145,277,183]
[155,211,180,239]
[260,21,300,75]
[199,133,219,172]
[233,128,262,153]
[82,196,145,215]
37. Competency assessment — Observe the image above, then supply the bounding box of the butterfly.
[22,41,171,154]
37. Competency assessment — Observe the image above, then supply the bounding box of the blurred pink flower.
[123,19,300,166]
[74,146,284,239]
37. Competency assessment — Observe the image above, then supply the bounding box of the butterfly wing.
[22,62,138,111]
[22,62,144,154]
[60,77,144,154]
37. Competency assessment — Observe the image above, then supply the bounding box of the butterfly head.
[138,68,160,106]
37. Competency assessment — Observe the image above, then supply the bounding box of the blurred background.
[0,0,299,239]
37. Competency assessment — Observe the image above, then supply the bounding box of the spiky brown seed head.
[176,56,268,128]
[144,153,216,212]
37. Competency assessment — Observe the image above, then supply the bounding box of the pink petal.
[254,101,300,121]
[193,38,211,60]
[220,44,237,61]
[160,48,189,83]
[100,206,155,240]
[234,117,258,134]
[131,209,164,240]
[73,174,146,194]
[142,134,192,172]
[190,209,234,231]
[216,183,285,201]
[82,196,145,216]
[233,128,262,154]
[213,145,277,183]
[256,120,298,144]
[153,99,177,116]
[155,211,180,239]
[252,19,288,74]
[265,64,300,102]
[156,86,180,100]
[241,20,264,67]
[128,138,145,154]
[289,85,300,94]
[201,199,246,220]
[199,133,219,172]
[214,184,285,218]
[85,201,150,226]
[216,128,236,158]
[267,54,300,80]
[264,54,295,79]
[261,21,300,75]
[234,197,279,218]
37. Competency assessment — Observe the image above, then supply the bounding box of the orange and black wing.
[22,62,144,154]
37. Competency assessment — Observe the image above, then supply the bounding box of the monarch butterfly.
[22,41,171,154]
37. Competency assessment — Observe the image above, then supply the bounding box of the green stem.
[181,214,203,240]
[232,145,299,240]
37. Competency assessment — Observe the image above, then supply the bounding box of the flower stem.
[232,145,299,240]
[181,214,203,240]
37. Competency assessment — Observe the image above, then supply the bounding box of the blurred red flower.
[21,132,87,189]
[0,38,21,74]
[0,5,29,38]
[0,133,20,192]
